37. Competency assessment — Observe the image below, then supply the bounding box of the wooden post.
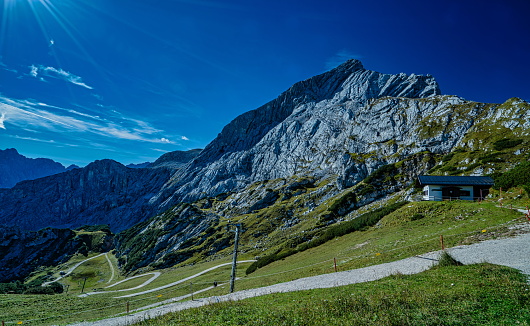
[81,277,87,293]
[440,235,445,250]
[126,301,130,314]
[2,320,5,326]
[334,258,337,272]
[190,282,194,301]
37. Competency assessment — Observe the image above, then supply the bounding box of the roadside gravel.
[70,231,530,326]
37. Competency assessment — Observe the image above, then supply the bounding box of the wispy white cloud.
[0,60,18,74]
[181,136,189,141]
[152,148,171,153]
[0,112,5,129]
[12,135,57,144]
[28,64,93,89]
[0,97,175,144]
[29,65,38,77]
[325,50,363,70]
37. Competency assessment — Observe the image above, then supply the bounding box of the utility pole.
[228,223,242,293]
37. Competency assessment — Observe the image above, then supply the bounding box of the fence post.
[440,235,445,250]
[334,258,337,272]
[126,301,130,314]
[190,282,194,301]
[81,277,87,293]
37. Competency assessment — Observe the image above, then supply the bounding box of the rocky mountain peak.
[0,148,69,188]
[153,60,443,205]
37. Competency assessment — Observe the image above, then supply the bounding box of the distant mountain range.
[0,148,79,188]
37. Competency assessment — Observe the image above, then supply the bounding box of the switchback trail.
[42,253,107,287]
[71,232,530,326]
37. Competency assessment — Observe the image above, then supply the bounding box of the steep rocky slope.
[152,60,528,210]
[0,225,113,282]
[113,61,530,272]
[0,148,202,232]
[0,148,78,188]
[0,159,170,232]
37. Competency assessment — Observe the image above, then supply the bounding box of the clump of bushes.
[328,191,357,216]
[493,138,523,151]
[491,161,530,193]
[437,251,463,267]
[0,277,63,295]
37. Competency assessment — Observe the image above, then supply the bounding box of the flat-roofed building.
[418,175,494,201]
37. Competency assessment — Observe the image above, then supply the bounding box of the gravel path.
[42,253,107,287]
[105,253,116,284]
[70,232,530,326]
[79,272,162,297]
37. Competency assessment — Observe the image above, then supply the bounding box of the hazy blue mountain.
[0,148,78,188]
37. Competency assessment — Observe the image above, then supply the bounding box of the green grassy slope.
[1,197,528,325]
[137,263,530,326]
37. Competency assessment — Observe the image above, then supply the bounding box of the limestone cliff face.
[153,59,442,206]
[0,159,171,232]
[153,61,530,211]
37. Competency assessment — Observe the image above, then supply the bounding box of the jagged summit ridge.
[154,60,442,206]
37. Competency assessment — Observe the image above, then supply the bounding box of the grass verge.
[134,263,530,325]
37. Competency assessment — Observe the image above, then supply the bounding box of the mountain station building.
[418,175,495,201]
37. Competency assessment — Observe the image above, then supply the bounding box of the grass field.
[0,198,528,325]
[136,263,530,326]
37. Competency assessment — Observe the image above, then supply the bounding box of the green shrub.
[437,251,463,267]
[491,161,530,190]
[364,164,397,185]
[479,153,504,164]
[493,138,523,151]
[328,191,357,216]
[441,153,454,162]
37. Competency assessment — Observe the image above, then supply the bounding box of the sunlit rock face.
[153,59,443,206]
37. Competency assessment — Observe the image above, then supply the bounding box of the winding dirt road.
[71,231,530,326]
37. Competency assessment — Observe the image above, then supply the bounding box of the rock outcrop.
[148,148,202,170]
[152,61,529,211]
[0,226,80,282]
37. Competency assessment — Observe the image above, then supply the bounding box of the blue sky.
[1,0,529,166]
